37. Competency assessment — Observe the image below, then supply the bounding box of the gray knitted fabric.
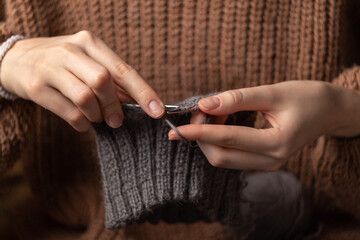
[93,95,256,229]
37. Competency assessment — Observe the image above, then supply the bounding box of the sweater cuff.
[0,35,25,101]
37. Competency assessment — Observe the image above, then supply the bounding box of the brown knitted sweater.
[1,0,360,239]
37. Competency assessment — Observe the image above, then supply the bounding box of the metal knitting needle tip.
[166,106,197,114]
[164,105,181,113]
[121,103,141,108]
[121,103,182,114]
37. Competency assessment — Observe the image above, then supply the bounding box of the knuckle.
[66,109,88,131]
[220,127,237,146]
[270,143,292,160]
[101,99,119,113]
[67,109,84,125]
[27,78,44,97]
[114,61,133,76]
[74,88,95,107]
[315,82,337,103]
[90,68,111,90]
[226,89,243,105]
[207,151,228,168]
[208,157,227,168]
[33,59,52,76]
[136,87,154,101]
[265,130,290,159]
[75,30,97,44]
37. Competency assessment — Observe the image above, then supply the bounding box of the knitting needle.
[166,106,197,114]
[121,103,181,114]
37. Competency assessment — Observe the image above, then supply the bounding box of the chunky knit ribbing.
[0,0,344,101]
[93,95,256,229]
[0,99,33,174]
[1,0,360,239]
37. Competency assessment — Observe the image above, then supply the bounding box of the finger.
[190,111,228,125]
[190,111,206,124]
[169,124,280,155]
[47,68,102,122]
[60,44,123,128]
[116,86,136,103]
[198,85,277,115]
[72,31,165,118]
[197,141,281,171]
[206,115,229,124]
[34,86,91,132]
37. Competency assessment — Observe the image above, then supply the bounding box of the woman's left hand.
[168,81,360,170]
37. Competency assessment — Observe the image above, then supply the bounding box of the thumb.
[199,86,275,115]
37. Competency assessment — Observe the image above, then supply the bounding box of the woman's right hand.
[0,30,165,132]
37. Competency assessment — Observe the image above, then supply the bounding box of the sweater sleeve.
[332,66,360,92]
[0,2,20,42]
[0,99,34,174]
[285,65,360,219]
[324,66,360,214]
[0,3,34,174]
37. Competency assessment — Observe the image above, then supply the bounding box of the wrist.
[0,35,25,101]
[328,85,360,137]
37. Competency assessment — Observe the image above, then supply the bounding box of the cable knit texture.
[0,0,360,239]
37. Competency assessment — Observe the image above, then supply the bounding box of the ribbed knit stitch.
[0,0,343,102]
[93,95,256,229]
[1,1,360,239]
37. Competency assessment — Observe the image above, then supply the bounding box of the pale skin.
[168,81,360,171]
[0,30,166,132]
[1,31,360,171]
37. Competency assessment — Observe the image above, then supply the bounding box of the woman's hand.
[0,30,165,132]
[168,81,360,170]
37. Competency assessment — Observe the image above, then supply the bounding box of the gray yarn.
[93,94,256,229]
[232,171,314,240]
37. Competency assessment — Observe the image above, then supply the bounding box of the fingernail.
[199,97,220,110]
[168,130,176,140]
[108,113,122,128]
[149,100,164,117]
